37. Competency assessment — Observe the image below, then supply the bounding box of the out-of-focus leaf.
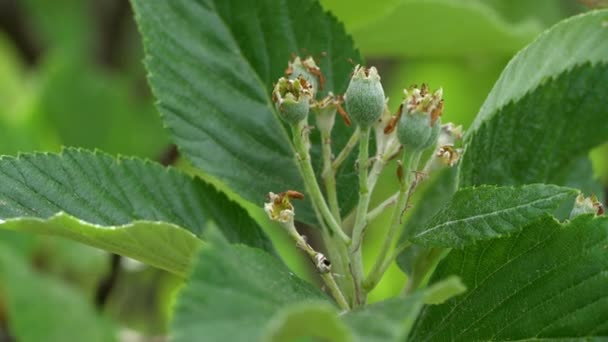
[31,57,168,158]
[21,0,91,55]
[322,0,563,57]
[263,302,351,342]
[0,242,116,342]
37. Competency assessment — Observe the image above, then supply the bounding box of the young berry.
[397,85,443,151]
[344,65,385,129]
[272,76,313,125]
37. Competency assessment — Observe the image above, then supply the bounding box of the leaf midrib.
[413,191,569,239]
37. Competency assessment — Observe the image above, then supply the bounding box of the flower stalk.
[264,192,350,310]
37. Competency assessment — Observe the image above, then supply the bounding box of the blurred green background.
[0,0,605,340]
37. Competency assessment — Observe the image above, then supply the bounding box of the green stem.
[349,126,372,306]
[321,228,355,303]
[291,123,350,244]
[321,272,350,311]
[279,218,350,310]
[363,150,421,292]
[320,129,341,222]
[329,129,360,173]
[366,192,398,222]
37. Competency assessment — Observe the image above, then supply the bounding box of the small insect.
[314,253,332,274]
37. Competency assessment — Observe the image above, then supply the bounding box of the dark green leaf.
[410,215,608,341]
[0,149,272,275]
[131,0,362,224]
[0,242,116,342]
[410,184,576,248]
[460,10,608,187]
[172,234,328,342]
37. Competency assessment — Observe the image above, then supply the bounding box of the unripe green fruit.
[272,77,312,125]
[421,117,441,149]
[397,111,432,151]
[344,65,385,128]
[396,84,444,151]
[279,95,310,125]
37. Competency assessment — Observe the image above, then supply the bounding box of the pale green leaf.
[410,215,608,341]
[422,276,466,305]
[323,0,559,57]
[263,302,351,342]
[0,243,116,342]
[410,184,576,248]
[343,293,424,342]
[460,10,608,187]
[0,149,272,276]
[172,234,329,342]
[131,0,362,225]
[0,214,199,277]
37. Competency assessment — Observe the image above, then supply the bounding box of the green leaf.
[32,57,169,158]
[22,0,91,55]
[409,184,576,248]
[551,156,605,220]
[343,293,425,342]
[131,0,362,225]
[323,0,558,57]
[0,148,272,276]
[0,214,198,277]
[460,10,608,187]
[172,237,329,342]
[422,276,466,305]
[263,302,351,342]
[0,242,116,342]
[410,215,608,341]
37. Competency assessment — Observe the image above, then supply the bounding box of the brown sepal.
[384,103,403,134]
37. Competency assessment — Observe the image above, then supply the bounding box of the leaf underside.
[0,244,116,342]
[0,148,271,275]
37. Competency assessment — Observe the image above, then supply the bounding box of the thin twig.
[329,129,360,174]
